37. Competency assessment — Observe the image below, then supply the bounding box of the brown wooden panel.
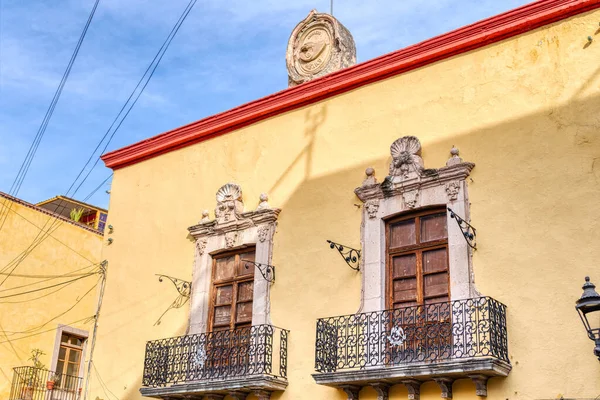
[235,301,253,323]
[213,306,231,326]
[392,254,416,278]
[394,300,418,309]
[424,272,449,297]
[215,285,233,306]
[238,251,256,276]
[393,278,417,302]
[215,256,235,281]
[420,212,447,242]
[422,248,448,274]
[238,282,253,302]
[424,295,449,305]
[390,219,416,248]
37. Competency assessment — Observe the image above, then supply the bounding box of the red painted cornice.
[102,0,600,170]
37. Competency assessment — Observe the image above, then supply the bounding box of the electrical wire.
[0,276,87,304]
[0,0,101,233]
[83,173,112,202]
[0,263,98,293]
[0,273,97,299]
[0,0,198,289]
[92,362,119,400]
[3,281,98,335]
[0,200,96,263]
[0,316,95,344]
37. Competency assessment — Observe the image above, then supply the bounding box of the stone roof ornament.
[215,183,244,224]
[389,136,424,179]
[286,10,356,87]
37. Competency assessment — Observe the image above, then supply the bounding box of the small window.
[56,333,85,378]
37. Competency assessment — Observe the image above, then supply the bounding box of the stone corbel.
[371,383,390,400]
[341,385,361,400]
[202,395,225,400]
[402,380,422,400]
[228,392,247,400]
[434,378,454,399]
[468,375,489,397]
[252,390,272,400]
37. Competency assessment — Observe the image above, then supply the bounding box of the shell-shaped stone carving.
[390,136,421,158]
[216,183,242,203]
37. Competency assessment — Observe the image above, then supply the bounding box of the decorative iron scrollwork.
[243,260,275,283]
[326,240,361,271]
[447,207,477,250]
[154,274,192,326]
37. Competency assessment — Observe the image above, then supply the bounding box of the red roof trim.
[102,0,600,170]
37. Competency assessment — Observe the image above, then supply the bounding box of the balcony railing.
[315,296,508,373]
[9,366,83,400]
[142,324,289,388]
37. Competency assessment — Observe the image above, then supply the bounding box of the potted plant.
[21,349,46,400]
[46,372,58,390]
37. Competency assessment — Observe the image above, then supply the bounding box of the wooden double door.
[385,207,452,361]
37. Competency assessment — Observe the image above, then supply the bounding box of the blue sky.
[0,0,531,209]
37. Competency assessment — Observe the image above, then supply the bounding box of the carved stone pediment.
[189,183,281,237]
[355,137,475,203]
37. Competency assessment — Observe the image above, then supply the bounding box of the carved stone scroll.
[340,385,360,400]
[469,375,489,397]
[371,383,390,400]
[434,378,454,399]
[402,380,422,400]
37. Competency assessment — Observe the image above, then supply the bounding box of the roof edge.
[36,195,108,213]
[0,192,104,236]
[102,0,600,170]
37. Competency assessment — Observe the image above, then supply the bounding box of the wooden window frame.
[207,247,256,332]
[385,207,450,310]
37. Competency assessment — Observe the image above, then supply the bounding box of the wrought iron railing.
[315,296,508,373]
[9,366,83,400]
[142,324,289,388]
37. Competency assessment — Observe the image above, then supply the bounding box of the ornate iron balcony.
[315,297,508,373]
[141,324,288,393]
[9,366,83,400]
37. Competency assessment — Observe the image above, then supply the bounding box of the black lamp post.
[576,276,600,361]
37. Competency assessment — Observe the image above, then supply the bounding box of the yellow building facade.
[93,1,600,400]
[0,193,104,399]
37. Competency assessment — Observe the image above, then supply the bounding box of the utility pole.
[83,260,108,400]
[330,0,333,15]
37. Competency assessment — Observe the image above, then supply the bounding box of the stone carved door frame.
[355,137,478,313]
[188,183,280,334]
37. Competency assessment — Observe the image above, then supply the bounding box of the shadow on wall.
[97,89,600,400]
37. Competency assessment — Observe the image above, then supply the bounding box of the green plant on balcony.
[69,207,85,222]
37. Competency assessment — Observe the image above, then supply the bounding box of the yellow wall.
[0,198,103,398]
[94,9,600,400]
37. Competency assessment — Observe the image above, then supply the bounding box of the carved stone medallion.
[286,10,356,87]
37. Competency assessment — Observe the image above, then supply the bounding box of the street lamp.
[576,276,600,361]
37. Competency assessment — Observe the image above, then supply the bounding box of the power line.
[0,0,101,233]
[92,362,119,400]
[0,0,198,289]
[83,174,112,202]
[2,281,98,336]
[0,316,95,344]
[0,263,98,293]
[0,276,88,304]
[0,199,96,263]
[0,273,97,299]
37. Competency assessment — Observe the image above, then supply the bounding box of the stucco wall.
[94,9,600,400]
[0,198,103,399]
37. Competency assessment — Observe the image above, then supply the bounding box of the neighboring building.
[93,1,600,400]
[0,192,104,400]
[36,196,109,234]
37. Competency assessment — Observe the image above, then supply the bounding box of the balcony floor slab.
[140,375,287,399]
[312,357,511,387]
